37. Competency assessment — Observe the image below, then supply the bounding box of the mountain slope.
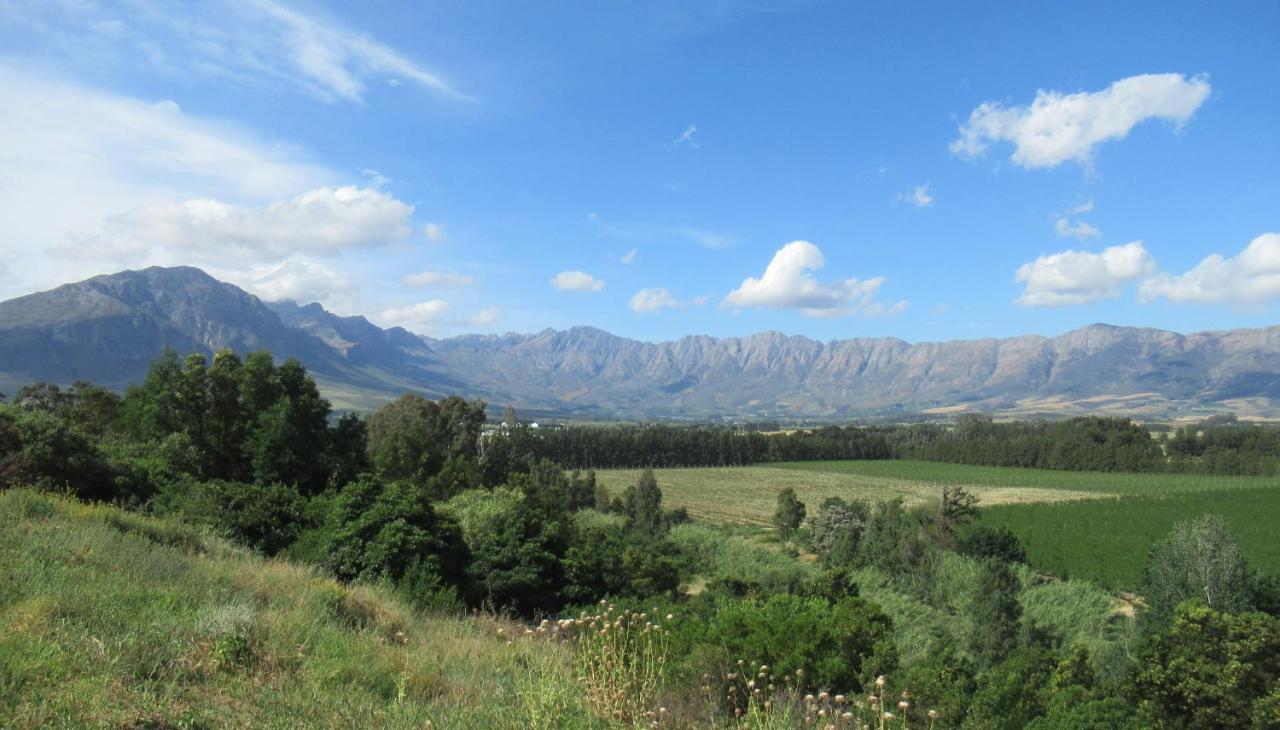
[2,267,1280,418]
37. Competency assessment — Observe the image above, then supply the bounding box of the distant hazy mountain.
[3,266,1279,419]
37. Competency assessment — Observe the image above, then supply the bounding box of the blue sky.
[1,1,1278,343]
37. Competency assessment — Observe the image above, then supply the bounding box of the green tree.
[622,468,664,536]
[365,393,485,488]
[771,487,806,538]
[1141,514,1253,631]
[325,475,469,604]
[968,558,1023,670]
[1128,602,1280,729]
[935,485,979,548]
[206,350,246,480]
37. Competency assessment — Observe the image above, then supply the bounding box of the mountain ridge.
[2,266,1279,419]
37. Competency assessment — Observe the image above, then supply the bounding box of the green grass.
[765,459,1277,496]
[978,488,1280,590]
[0,489,603,729]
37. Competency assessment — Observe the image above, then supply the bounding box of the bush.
[156,479,305,556]
[956,525,1028,564]
[703,593,896,691]
[325,475,469,606]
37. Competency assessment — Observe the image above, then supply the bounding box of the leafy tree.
[365,393,485,488]
[206,350,247,480]
[956,526,1028,564]
[122,347,183,439]
[327,412,370,487]
[622,468,664,536]
[440,487,566,615]
[961,647,1055,730]
[935,485,979,548]
[1128,602,1280,728]
[1141,514,1252,631]
[771,487,806,538]
[325,475,469,604]
[968,558,1023,669]
[162,479,305,556]
[706,593,896,691]
[175,353,211,453]
[0,404,113,500]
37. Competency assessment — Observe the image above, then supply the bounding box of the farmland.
[596,459,1280,588]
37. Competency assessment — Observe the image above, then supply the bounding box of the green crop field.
[597,460,1280,589]
[978,489,1280,589]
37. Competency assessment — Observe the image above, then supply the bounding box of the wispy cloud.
[594,219,737,249]
[898,183,933,208]
[672,124,699,148]
[403,270,477,288]
[2,0,468,104]
[621,248,638,264]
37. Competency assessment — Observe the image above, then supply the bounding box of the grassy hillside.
[0,489,599,729]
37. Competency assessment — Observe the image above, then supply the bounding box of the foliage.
[156,478,306,556]
[1141,514,1254,631]
[365,393,485,491]
[0,402,114,499]
[967,560,1022,670]
[771,487,806,538]
[1128,601,1280,729]
[955,526,1028,564]
[325,475,468,607]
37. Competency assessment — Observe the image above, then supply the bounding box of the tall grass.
[0,488,596,729]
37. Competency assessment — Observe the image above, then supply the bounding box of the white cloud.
[1055,217,1102,240]
[621,248,638,264]
[402,270,477,288]
[595,220,736,249]
[464,307,500,326]
[723,241,907,317]
[1140,233,1280,306]
[423,222,447,243]
[1015,241,1156,307]
[3,0,466,104]
[221,258,358,310]
[66,185,413,261]
[899,183,934,208]
[550,270,605,292]
[952,73,1211,168]
[376,300,499,334]
[0,69,342,297]
[629,288,682,314]
[672,124,699,148]
[377,300,452,332]
[1070,199,1095,215]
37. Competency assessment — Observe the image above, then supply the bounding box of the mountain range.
[2,266,1279,420]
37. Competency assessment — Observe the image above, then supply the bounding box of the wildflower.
[760,664,770,672]
[804,694,816,703]
[928,710,940,720]
[841,712,853,720]
[883,712,895,720]
[898,700,910,710]
[875,675,886,689]
[666,613,674,621]
[834,694,845,704]
[747,680,756,689]
[819,691,830,700]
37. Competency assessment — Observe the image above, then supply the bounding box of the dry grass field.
[594,463,1112,525]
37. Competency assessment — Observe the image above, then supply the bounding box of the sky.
[1,0,1278,343]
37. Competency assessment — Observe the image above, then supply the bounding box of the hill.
[0,488,593,729]
[4,266,1280,418]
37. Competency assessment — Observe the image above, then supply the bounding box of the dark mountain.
[2,266,1279,419]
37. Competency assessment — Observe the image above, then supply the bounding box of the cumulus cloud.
[403,270,477,287]
[723,241,907,317]
[629,288,682,314]
[1140,233,1280,306]
[222,258,358,311]
[3,0,466,104]
[952,73,1211,168]
[67,186,413,262]
[1015,241,1156,307]
[899,183,934,208]
[550,270,605,292]
[0,69,342,297]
